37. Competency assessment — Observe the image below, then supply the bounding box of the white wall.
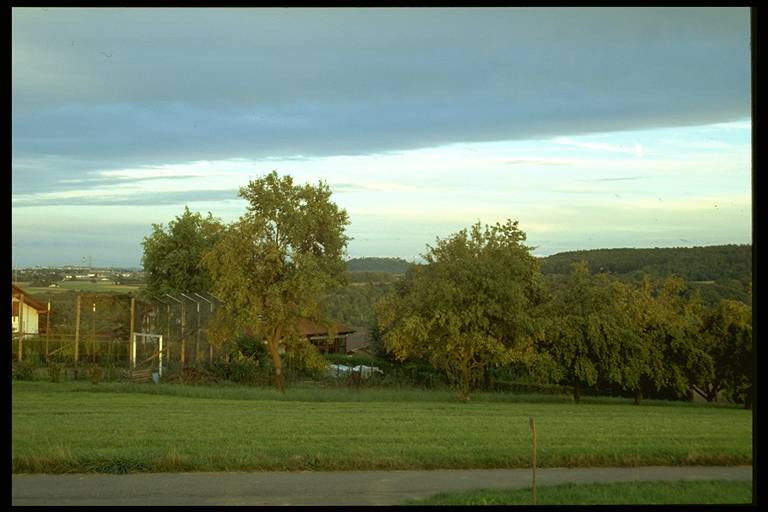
[12,299,40,335]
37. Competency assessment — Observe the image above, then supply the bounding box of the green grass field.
[406,480,753,505]
[12,381,752,474]
[15,281,141,296]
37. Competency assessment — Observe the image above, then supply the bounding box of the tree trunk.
[267,338,285,394]
[573,378,581,403]
[634,388,643,405]
[457,365,471,402]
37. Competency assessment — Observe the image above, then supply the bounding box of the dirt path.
[11,466,752,506]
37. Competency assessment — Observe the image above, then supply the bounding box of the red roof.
[295,319,355,337]
[245,319,356,339]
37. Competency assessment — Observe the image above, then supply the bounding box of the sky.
[12,7,752,268]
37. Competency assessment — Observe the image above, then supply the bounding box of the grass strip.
[406,480,753,505]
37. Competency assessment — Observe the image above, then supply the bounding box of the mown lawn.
[406,480,753,505]
[12,381,752,474]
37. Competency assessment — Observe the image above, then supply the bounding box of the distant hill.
[539,245,751,280]
[346,257,411,274]
[538,244,752,306]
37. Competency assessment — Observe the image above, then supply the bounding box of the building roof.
[11,283,48,313]
[245,319,356,340]
[296,319,356,337]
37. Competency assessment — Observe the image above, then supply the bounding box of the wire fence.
[11,333,217,369]
[11,291,222,372]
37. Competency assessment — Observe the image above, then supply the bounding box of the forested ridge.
[538,244,751,281]
[345,257,410,274]
[348,245,752,283]
[538,245,752,307]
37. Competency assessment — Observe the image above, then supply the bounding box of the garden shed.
[11,283,48,338]
[295,319,356,354]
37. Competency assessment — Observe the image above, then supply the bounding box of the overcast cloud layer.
[11,7,751,267]
[13,8,750,189]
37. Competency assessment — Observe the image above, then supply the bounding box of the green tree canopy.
[696,299,753,408]
[202,171,350,392]
[141,206,224,297]
[534,261,643,403]
[376,220,543,400]
[622,275,708,404]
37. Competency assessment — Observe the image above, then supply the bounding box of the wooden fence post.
[18,293,24,362]
[166,303,171,365]
[91,302,96,363]
[130,296,135,345]
[530,416,538,505]
[74,295,81,366]
[45,300,51,362]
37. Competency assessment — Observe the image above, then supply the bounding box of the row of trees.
[142,172,752,406]
[377,222,753,406]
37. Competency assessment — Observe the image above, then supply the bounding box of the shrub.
[47,362,64,383]
[233,334,269,362]
[88,365,105,384]
[165,367,218,385]
[227,352,268,385]
[12,361,35,381]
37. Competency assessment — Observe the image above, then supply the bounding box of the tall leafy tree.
[535,262,642,403]
[376,220,543,401]
[141,206,224,296]
[202,171,350,392]
[696,299,753,408]
[622,275,708,404]
[652,276,710,402]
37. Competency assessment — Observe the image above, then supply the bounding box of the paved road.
[12,466,752,506]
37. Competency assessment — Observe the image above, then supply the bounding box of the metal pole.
[129,297,135,366]
[196,302,201,365]
[159,335,163,377]
[167,304,171,364]
[181,302,186,369]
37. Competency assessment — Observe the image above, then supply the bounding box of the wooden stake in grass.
[74,295,81,367]
[529,416,537,505]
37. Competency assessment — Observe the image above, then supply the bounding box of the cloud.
[504,159,570,166]
[12,189,240,208]
[657,138,737,150]
[12,7,750,196]
[554,137,645,157]
[577,176,646,182]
